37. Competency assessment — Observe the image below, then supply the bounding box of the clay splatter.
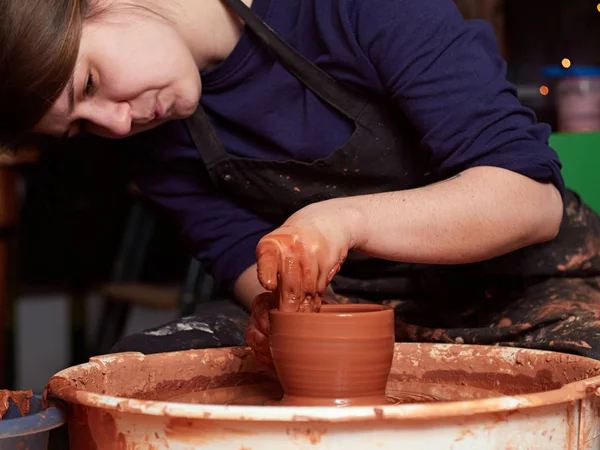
[145,319,214,337]
[0,390,33,419]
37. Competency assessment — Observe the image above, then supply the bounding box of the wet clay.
[256,230,347,313]
[168,382,284,406]
[47,347,278,405]
[269,304,395,406]
[164,379,503,406]
[0,390,33,419]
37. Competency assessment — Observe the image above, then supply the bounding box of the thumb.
[252,292,274,336]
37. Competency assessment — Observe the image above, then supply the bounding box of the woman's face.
[35,8,202,140]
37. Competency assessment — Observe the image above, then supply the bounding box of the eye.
[84,73,95,96]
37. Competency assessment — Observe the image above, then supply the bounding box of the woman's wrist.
[234,264,267,311]
[294,198,365,251]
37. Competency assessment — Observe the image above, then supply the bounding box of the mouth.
[154,100,165,120]
[133,99,167,126]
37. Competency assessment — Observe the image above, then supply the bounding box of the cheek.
[176,74,202,117]
[93,26,194,95]
[87,22,201,117]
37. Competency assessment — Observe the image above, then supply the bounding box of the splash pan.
[48,344,600,449]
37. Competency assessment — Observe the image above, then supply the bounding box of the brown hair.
[0,0,89,149]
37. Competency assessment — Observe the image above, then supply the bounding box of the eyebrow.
[61,75,76,140]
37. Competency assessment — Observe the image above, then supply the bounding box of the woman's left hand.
[255,203,359,312]
[245,288,340,367]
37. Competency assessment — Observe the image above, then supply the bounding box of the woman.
[2,0,599,365]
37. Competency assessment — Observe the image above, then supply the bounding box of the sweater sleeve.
[350,0,565,195]
[129,120,275,294]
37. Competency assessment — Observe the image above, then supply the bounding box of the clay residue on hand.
[256,227,347,313]
[0,390,33,419]
[286,292,323,313]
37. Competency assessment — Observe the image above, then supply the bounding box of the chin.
[107,122,166,139]
[137,120,170,134]
[175,91,201,119]
[178,101,200,119]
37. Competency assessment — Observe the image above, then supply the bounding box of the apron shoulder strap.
[185,0,370,171]
[184,105,229,171]
[221,0,367,121]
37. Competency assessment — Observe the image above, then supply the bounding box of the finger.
[267,290,279,310]
[252,291,273,311]
[250,348,274,368]
[245,319,270,355]
[316,261,340,297]
[279,254,303,312]
[252,293,272,336]
[256,239,281,291]
[246,322,270,353]
[298,253,319,312]
[245,321,273,367]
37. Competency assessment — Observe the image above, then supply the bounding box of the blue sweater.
[131,0,564,293]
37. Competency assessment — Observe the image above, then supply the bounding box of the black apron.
[112,0,600,359]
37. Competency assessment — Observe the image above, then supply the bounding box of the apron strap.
[184,105,230,170]
[185,0,370,169]
[221,0,368,121]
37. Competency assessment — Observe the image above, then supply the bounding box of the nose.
[82,99,131,137]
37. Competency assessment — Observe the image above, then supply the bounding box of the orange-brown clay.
[269,304,395,406]
[0,390,33,419]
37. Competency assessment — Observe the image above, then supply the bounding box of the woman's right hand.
[245,290,338,367]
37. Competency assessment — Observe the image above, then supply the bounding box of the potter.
[3,0,600,374]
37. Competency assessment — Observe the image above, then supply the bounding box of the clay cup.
[269,304,395,406]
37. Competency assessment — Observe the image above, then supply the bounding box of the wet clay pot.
[269,304,395,406]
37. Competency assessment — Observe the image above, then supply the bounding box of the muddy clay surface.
[0,390,33,419]
[164,377,501,406]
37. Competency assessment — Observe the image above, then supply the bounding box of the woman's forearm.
[304,166,564,265]
[234,264,266,311]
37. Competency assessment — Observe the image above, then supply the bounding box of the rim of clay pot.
[269,303,394,338]
[271,303,393,317]
[48,344,600,423]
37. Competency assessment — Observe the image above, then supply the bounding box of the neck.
[170,0,253,70]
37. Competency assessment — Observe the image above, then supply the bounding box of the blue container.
[543,65,600,79]
[0,395,65,449]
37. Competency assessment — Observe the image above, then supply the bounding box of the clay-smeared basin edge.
[47,343,600,423]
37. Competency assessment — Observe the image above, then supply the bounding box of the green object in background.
[549,132,600,214]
